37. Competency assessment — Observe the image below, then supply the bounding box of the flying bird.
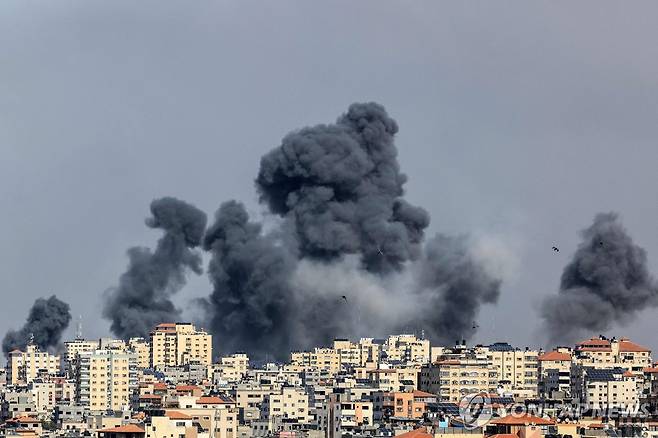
[341,295,348,303]
[472,322,479,329]
[552,246,559,252]
[376,245,385,256]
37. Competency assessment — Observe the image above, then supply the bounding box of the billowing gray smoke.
[256,102,430,273]
[413,234,501,344]
[2,295,71,355]
[203,102,502,359]
[202,201,296,359]
[541,212,658,345]
[103,197,207,340]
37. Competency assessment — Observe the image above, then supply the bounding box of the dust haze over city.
[2,1,658,359]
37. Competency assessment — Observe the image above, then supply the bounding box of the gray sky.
[1,1,658,352]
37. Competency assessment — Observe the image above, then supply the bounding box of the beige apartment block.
[7,344,61,385]
[128,338,150,369]
[260,386,310,423]
[420,358,493,402]
[175,395,238,438]
[211,353,250,383]
[582,369,640,407]
[574,337,652,371]
[64,339,100,368]
[235,382,280,424]
[478,343,539,398]
[383,334,430,364]
[538,349,572,397]
[75,349,137,413]
[145,413,199,438]
[150,323,212,368]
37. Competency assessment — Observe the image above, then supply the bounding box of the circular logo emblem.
[459,391,492,429]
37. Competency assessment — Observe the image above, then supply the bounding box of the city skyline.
[3,2,658,356]
[4,2,658,437]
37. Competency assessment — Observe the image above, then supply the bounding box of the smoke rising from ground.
[103,197,207,340]
[413,234,501,344]
[203,102,502,358]
[202,200,296,359]
[2,295,71,355]
[256,102,430,273]
[541,212,658,345]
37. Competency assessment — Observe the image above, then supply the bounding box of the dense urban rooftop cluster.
[3,324,658,438]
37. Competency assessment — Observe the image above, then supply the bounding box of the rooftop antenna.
[76,315,83,340]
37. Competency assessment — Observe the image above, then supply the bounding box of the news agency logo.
[459,391,493,429]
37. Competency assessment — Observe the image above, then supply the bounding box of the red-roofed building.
[165,411,192,420]
[175,384,203,397]
[396,427,432,438]
[574,336,651,371]
[3,416,42,436]
[538,351,571,362]
[619,339,650,353]
[136,394,163,410]
[96,424,145,438]
[490,414,554,438]
[538,349,572,398]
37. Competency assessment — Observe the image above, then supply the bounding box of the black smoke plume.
[256,102,430,273]
[414,234,501,344]
[2,295,71,355]
[541,212,658,345]
[202,200,296,359]
[103,197,207,340]
[203,102,502,358]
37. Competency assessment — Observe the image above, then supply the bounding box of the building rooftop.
[97,424,145,433]
[396,428,432,438]
[619,339,650,352]
[165,411,192,420]
[492,413,554,425]
[538,351,571,361]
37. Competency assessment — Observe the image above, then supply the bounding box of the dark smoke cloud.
[103,197,207,340]
[202,200,296,359]
[2,295,71,355]
[203,102,503,358]
[413,234,501,344]
[256,102,430,273]
[541,212,658,345]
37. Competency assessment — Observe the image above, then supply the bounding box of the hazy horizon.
[2,1,658,355]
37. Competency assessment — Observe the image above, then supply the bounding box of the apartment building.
[291,348,341,376]
[372,390,435,420]
[7,344,61,385]
[234,382,280,424]
[128,338,150,369]
[358,338,381,367]
[383,334,430,364]
[75,349,138,413]
[260,386,310,423]
[367,366,420,392]
[333,339,363,369]
[577,368,640,407]
[481,343,539,398]
[150,323,212,368]
[290,335,428,377]
[419,358,493,402]
[64,339,99,373]
[176,394,238,438]
[212,353,250,383]
[538,350,572,398]
[574,336,652,371]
